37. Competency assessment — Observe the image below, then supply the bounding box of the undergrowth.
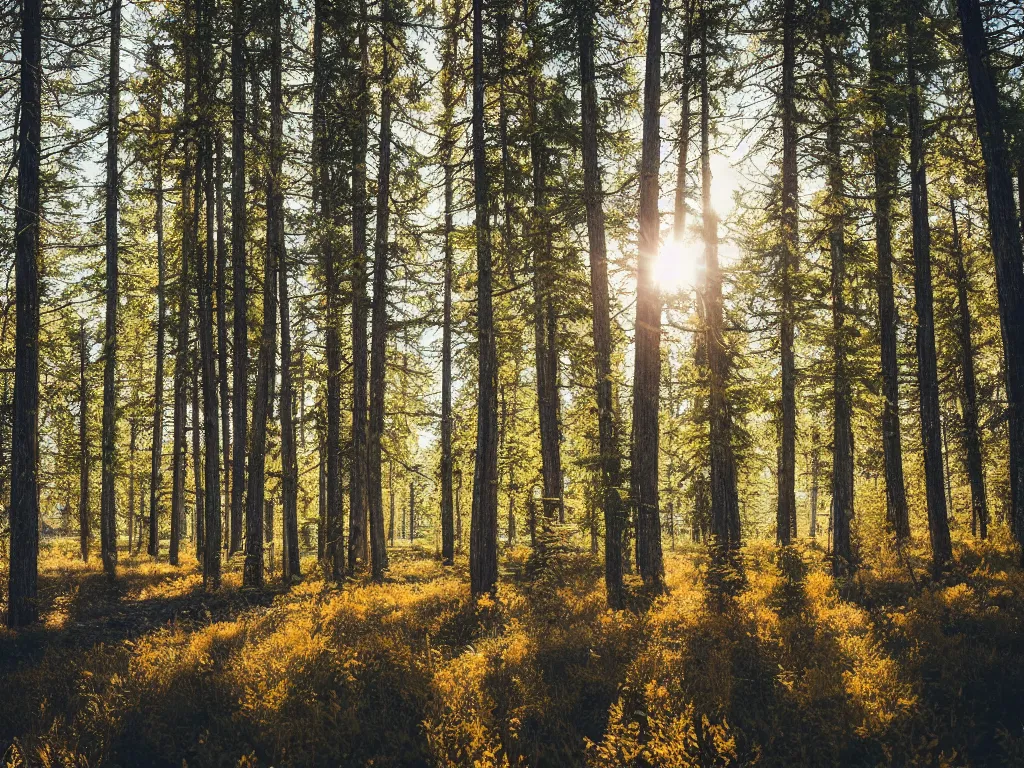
[1,536,1022,766]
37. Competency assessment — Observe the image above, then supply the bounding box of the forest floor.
[2,536,1024,767]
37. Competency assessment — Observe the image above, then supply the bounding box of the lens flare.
[654,238,700,293]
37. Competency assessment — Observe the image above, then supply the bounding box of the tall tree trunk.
[951,197,988,539]
[777,0,798,545]
[0,375,7,541]
[680,3,712,552]
[215,134,230,551]
[1017,165,1023,234]
[439,4,459,566]
[100,0,122,580]
[170,0,198,569]
[631,0,665,590]
[273,0,298,582]
[673,3,691,246]
[191,338,205,559]
[700,18,741,554]
[349,1,371,571]
[868,0,910,543]
[244,40,280,591]
[809,425,820,537]
[409,481,416,544]
[957,0,1024,549]
[496,9,516,286]
[678,7,712,548]
[907,8,951,570]
[128,418,137,555]
[367,0,393,582]
[279,233,299,581]
[149,98,166,559]
[79,322,90,561]
[388,460,395,546]
[198,100,221,585]
[170,149,192,567]
[7,0,42,628]
[229,0,247,557]
[318,438,326,560]
[579,0,625,608]
[470,0,498,597]
[823,5,854,576]
[312,0,344,581]
[527,0,563,526]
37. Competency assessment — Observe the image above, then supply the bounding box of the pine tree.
[8,0,42,628]
[229,0,248,558]
[99,0,122,580]
[699,6,740,555]
[949,195,988,539]
[470,0,499,597]
[776,0,798,545]
[577,0,626,607]
[349,0,371,572]
[867,0,910,543]
[367,0,395,582]
[632,0,666,591]
[907,0,951,570]
[956,0,1024,551]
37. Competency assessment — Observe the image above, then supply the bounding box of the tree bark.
[700,19,741,554]
[311,0,345,581]
[79,322,90,561]
[409,481,416,544]
[631,0,665,591]
[274,19,299,581]
[191,337,205,559]
[229,0,247,557]
[527,0,563,526]
[7,0,42,628]
[170,0,199,569]
[349,0,371,571]
[198,97,221,585]
[215,134,230,552]
[950,197,988,539]
[907,8,951,570]
[100,0,122,580]
[265,0,298,584]
[823,4,854,576]
[318,438,326,560]
[679,9,713,549]
[496,8,516,287]
[810,426,820,537]
[957,0,1024,548]
[579,0,625,608]
[191,148,207,559]
[777,0,798,545]
[149,97,166,559]
[244,66,279,590]
[367,0,393,582]
[170,148,192,567]
[868,0,910,543]
[128,417,137,555]
[388,460,395,546]
[439,4,459,566]
[470,0,499,597]
[279,238,299,582]
[1018,164,1023,235]
[673,4,691,245]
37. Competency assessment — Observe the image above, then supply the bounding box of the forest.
[2,0,1024,762]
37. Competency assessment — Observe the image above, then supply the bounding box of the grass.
[1,535,1023,766]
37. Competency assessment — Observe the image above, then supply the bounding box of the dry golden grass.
[2,535,1023,766]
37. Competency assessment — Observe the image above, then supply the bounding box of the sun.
[654,238,702,294]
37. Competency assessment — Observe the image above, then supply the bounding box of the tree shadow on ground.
[5,541,1024,767]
